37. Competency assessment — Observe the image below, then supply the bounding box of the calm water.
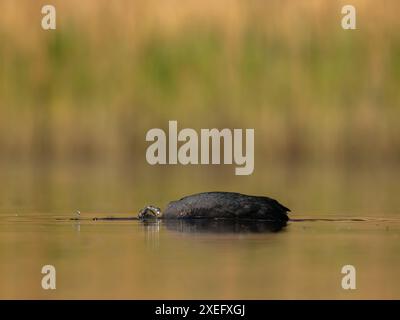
[0,163,399,299]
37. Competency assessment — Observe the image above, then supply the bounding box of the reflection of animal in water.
[162,219,287,234]
[138,192,290,223]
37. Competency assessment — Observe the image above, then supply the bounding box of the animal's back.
[162,192,290,221]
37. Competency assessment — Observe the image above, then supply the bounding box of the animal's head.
[138,205,161,219]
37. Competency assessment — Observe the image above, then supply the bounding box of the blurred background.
[0,0,399,214]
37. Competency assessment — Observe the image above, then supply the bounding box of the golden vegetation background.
[1,0,399,165]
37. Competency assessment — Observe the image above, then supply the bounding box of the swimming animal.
[138,192,290,222]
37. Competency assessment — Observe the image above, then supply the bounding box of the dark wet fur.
[162,192,290,222]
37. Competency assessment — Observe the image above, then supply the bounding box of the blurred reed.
[0,0,399,165]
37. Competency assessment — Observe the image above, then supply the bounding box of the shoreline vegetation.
[0,0,399,165]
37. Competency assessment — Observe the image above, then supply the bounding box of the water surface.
[1,163,399,299]
[1,213,399,299]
